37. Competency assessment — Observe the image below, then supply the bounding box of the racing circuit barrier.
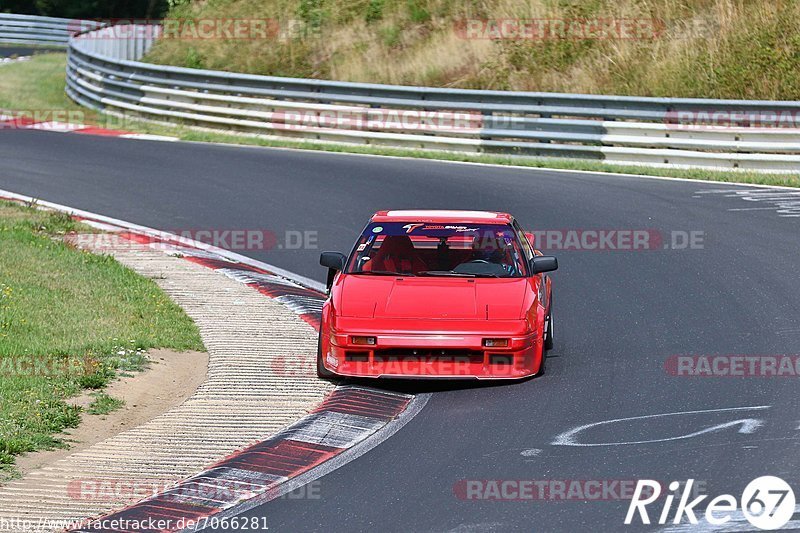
[55,22,800,172]
[0,14,99,48]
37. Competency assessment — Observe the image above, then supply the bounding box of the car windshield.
[346,222,529,277]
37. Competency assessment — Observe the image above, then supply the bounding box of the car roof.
[371,210,513,225]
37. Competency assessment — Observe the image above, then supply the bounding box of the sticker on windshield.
[403,223,478,234]
[446,225,479,232]
[372,226,383,233]
[357,243,367,252]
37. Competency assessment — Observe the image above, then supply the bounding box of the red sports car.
[317,210,557,379]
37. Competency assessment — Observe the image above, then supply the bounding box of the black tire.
[316,330,336,379]
[544,296,554,351]
[535,296,552,377]
[544,292,555,350]
[534,348,546,377]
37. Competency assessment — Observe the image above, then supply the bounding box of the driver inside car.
[465,232,520,276]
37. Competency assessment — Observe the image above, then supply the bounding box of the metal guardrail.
[39,21,800,172]
[0,13,100,47]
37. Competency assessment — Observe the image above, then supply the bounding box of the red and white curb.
[73,387,416,533]
[0,113,178,141]
[0,189,429,532]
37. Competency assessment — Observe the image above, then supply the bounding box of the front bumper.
[322,330,542,379]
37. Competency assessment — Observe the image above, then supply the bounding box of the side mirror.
[531,256,558,274]
[320,251,347,291]
[524,232,535,246]
[320,251,346,271]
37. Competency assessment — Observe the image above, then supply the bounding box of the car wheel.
[316,330,336,379]
[544,301,554,351]
[534,344,546,377]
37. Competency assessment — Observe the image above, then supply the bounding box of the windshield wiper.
[418,270,499,278]
[353,270,415,276]
[418,270,468,277]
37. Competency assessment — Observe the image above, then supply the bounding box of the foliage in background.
[143,0,800,100]
[1,0,169,19]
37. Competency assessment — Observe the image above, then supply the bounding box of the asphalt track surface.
[0,45,59,57]
[1,130,799,532]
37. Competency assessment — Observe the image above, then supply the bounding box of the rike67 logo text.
[625,477,796,530]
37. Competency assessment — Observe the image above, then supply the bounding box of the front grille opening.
[345,351,370,362]
[489,354,514,365]
[374,349,483,364]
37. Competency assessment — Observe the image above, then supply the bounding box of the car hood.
[338,275,528,320]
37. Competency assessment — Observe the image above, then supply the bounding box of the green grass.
[0,53,81,114]
[0,53,188,137]
[86,392,125,415]
[0,201,203,474]
[1,53,798,190]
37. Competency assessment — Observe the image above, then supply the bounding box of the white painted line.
[0,188,326,293]
[119,133,179,142]
[26,121,86,132]
[728,207,784,211]
[694,188,800,217]
[520,448,542,457]
[552,406,771,447]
